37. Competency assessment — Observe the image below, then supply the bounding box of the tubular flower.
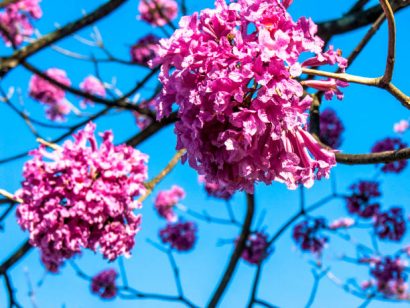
[240,231,270,265]
[131,34,160,66]
[292,218,328,254]
[198,175,233,200]
[0,0,42,46]
[319,108,344,148]
[91,269,118,299]
[159,221,197,251]
[29,68,72,121]
[370,257,409,299]
[371,137,408,173]
[153,0,346,193]
[138,0,178,27]
[79,75,106,107]
[154,185,185,222]
[345,180,381,218]
[374,207,406,241]
[15,123,148,272]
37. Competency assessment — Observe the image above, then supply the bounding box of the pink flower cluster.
[371,137,408,173]
[159,221,197,251]
[370,257,409,299]
[16,123,148,272]
[154,0,347,193]
[131,34,160,66]
[29,68,72,121]
[319,108,344,148]
[79,75,106,107]
[0,0,42,46]
[198,175,233,200]
[240,231,270,265]
[374,207,406,241]
[138,0,178,27]
[292,218,328,254]
[91,269,118,299]
[154,185,185,222]
[346,180,381,218]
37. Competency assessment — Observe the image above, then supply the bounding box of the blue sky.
[0,0,410,307]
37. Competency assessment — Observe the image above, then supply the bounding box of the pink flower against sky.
[91,269,118,299]
[0,0,42,46]
[153,0,347,193]
[138,0,178,27]
[393,120,409,134]
[16,123,148,272]
[79,75,106,107]
[131,34,160,66]
[29,68,72,121]
[154,185,185,222]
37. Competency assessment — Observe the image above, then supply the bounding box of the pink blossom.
[159,221,197,251]
[138,0,178,27]
[91,269,118,299]
[394,120,409,134]
[0,0,42,46]
[319,108,344,148]
[79,75,106,107]
[240,231,270,265]
[374,207,406,241]
[293,217,328,254]
[29,68,72,121]
[328,217,354,230]
[154,185,185,222]
[153,0,344,193]
[15,123,148,272]
[131,34,160,66]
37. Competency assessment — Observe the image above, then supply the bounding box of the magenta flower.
[371,137,408,173]
[328,217,354,230]
[153,0,345,193]
[370,257,409,299]
[374,207,406,241]
[15,123,148,272]
[292,218,328,254]
[29,68,72,121]
[319,108,344,148]
[345,181,381,218]
[0,0,42,46]
[159,221,197,251]
[240,231,270,265]
[198,175,233,200]
[394,120,409,134]
[131,34,160,66]
[91,269,118,299]
[79,75,106,107]
[154,185,185,222]
[138,0,178,27]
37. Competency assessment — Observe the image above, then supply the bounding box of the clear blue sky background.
[0,0,409,307]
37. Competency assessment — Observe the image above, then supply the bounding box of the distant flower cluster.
[16,123,148,272]
[154,0,347,193]
[292,218,328,254]
[240,231,270,265]
[319,108,344,148]
[138,0,178,27]
[91,269,118,299]
[154,185,185,222]
[198,175,233,200]
[159,221,197,251]
[131,34,160,66]
[371,137,408,173]
[29,68,72,121]
[0,0,42,46]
